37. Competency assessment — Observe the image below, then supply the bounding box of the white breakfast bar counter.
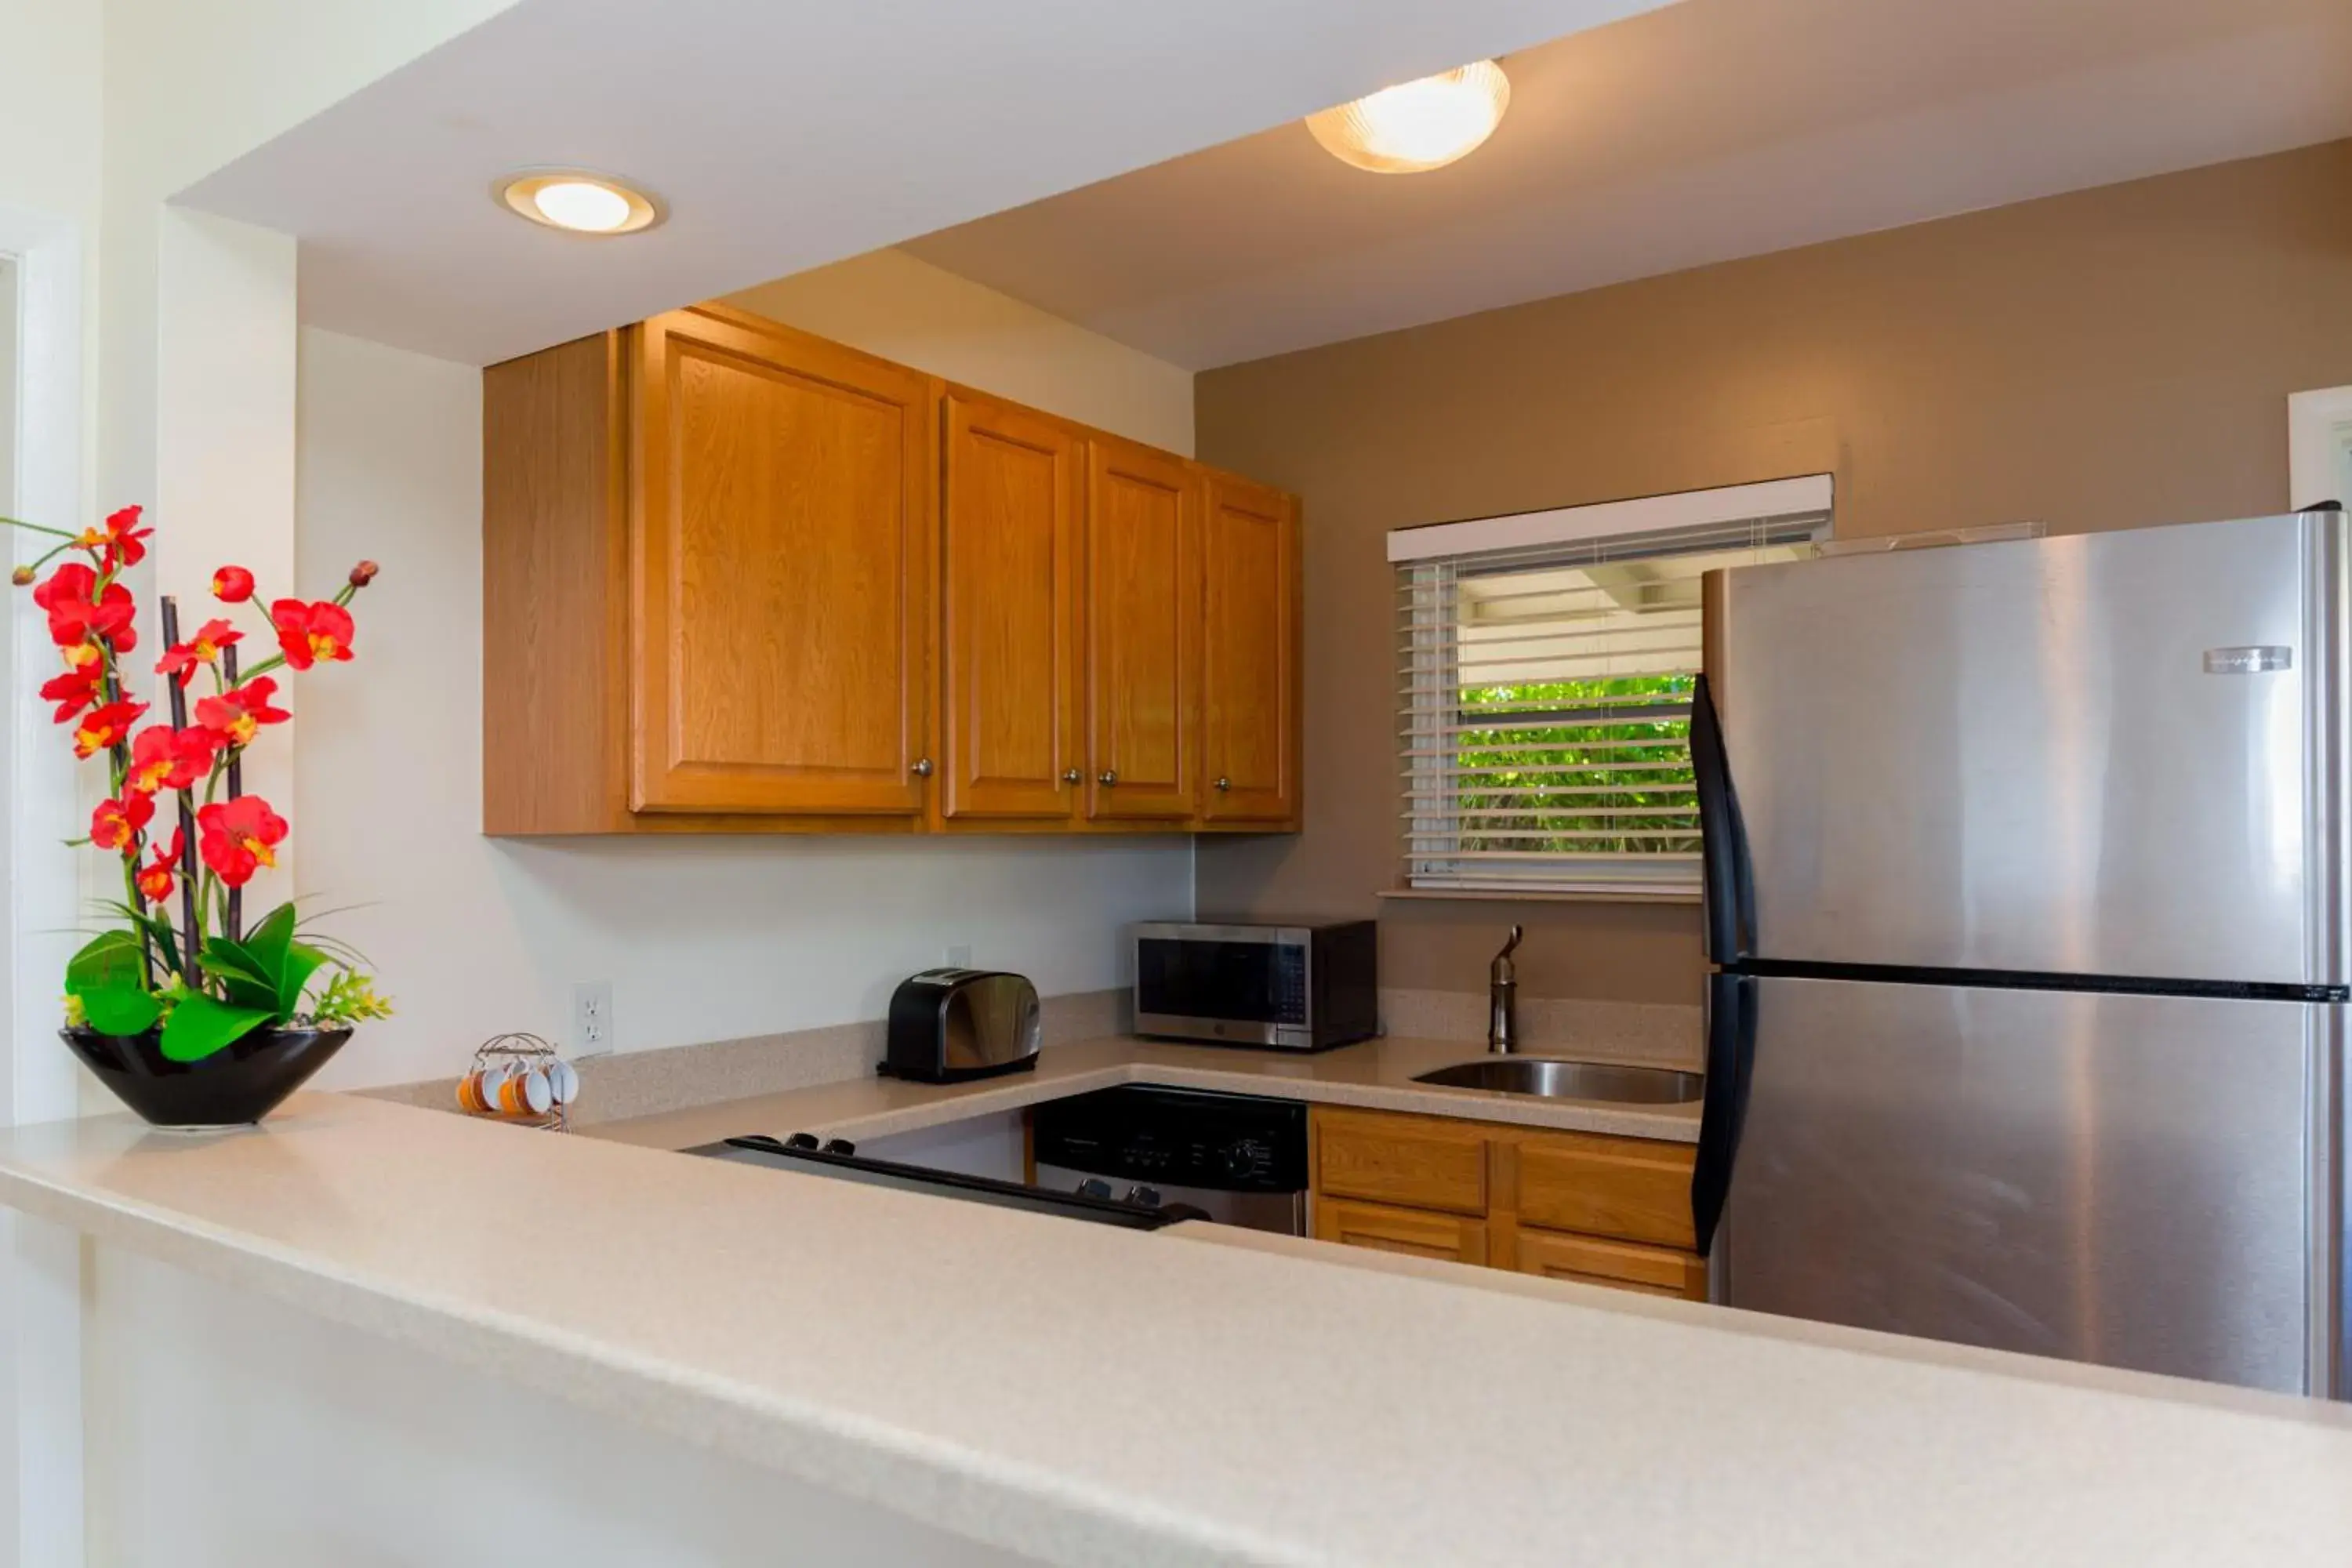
[2,1044,2350,1566]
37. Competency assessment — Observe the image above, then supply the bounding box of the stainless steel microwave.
[1129,921,1378,1052]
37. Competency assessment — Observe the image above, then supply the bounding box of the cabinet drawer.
[1313,1109,1487,1216]
[1514,1129,1697,1249]
[1513,1229,1707,1300]
[1314,1197,1487,1266]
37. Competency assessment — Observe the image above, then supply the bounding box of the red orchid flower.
[71,699,147,760]
[270,598,354,670]
[90,793,154,855]
[136,828,183,905]
[155,617,243,688]
[197,795,286,888]
[74,506,152,573]
[211,565,254,604]
[123,724,219,797]
[38,666,103,724]
[194,677,290,746]
[31,564,136,654]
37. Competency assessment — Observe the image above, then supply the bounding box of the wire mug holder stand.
[456,1032,576,1131]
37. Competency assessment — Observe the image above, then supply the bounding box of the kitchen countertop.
[587,1033,1704,1152]
[3,1091,2351,1566]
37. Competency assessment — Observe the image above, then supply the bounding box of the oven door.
[1131,924,1313,1048]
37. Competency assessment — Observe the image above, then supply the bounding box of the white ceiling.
[901,0,2352,370]
[177,0,1675,367]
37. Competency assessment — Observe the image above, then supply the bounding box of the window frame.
[1391,477,1833,902]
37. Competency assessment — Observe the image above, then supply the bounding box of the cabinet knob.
[1214,776,1232,792]
[1062,768,1083,785]
[911,757,934,778]
[1098,770,1118,787]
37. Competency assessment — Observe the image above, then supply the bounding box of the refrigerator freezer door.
[1715,975,2332,1394]
[1705,511,2347,986]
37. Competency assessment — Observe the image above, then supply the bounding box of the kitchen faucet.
[1488,925,1523,1054]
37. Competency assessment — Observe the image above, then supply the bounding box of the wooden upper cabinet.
[629,308,937,815]
[482,302,1300,838]
[1083,437,1200,822]
[939,391,1083,822]
[1200,471,1301,825]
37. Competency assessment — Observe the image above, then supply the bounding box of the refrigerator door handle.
[1690,971,1757,1256]
[1690,673,1755,964]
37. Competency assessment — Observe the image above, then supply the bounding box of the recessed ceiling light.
[495,169,663,235]
[1305,61,1511,175]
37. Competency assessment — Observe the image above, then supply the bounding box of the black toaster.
[882,969,1042,1083]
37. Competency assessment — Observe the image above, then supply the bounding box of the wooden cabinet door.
[1199,472,1300,824]
[1514,1128,1698,1250]
[1083,438,1199,821]
[1314,1197,1487,1265]
[941,392,1083,821]
[629,307,936,815]
[1512,1229,1708,1300]
[1312,1107,1489,1216]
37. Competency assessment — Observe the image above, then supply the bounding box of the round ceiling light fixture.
[495,169,664,235]
[1305,60,1511,174]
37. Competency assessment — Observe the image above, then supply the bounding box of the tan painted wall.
[1192,138,2352,1007]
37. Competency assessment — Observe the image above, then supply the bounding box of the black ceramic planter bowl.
[61,1024,351,1129]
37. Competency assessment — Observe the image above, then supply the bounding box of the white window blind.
[1395,478,1831,896]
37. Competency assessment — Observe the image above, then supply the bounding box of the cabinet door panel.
[1313,1108,1488,1216]
[942,394,1082,820]
[1200,473,1299,823]
[630,310,934,814]
[1084,440,1198,820]
[1515,1128,1697,1249]
[1514,1228,1708,1299]
[1315,1197,1486,1265]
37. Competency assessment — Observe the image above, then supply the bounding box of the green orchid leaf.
[244,902,297,985]
[198,939,280,1015]
[76,983,162,1037]
[278,940,328,1020]
[143,914,180,975]
[158,994,272,1063]
[66,931,144,993]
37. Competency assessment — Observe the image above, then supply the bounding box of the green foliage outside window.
[1454,673,1699,855]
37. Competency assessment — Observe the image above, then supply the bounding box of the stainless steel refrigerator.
[1690,507,2347,1397]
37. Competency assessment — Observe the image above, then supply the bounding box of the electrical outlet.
[572,982,614,1058]
[946,945,973,969]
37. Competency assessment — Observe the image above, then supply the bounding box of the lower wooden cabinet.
[1308,1105,1708,1300]
[1314,1196,1488,1265]
[1507,1228,1708,1300]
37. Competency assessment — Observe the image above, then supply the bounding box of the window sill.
[1379,887,1703,907]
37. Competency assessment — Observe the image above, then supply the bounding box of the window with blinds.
[1394,478,1831,896]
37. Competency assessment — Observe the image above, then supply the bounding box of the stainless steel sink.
[1411,1058,1703,1104]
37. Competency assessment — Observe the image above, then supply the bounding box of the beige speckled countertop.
[586,1033,1704,1152]
[3,1092,2352,1566]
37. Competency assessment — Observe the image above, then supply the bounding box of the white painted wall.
[728,249,1196,456]
[87,1245,1036,1567]
[294,326,1193,1091]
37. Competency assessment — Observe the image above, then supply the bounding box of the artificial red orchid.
[72,699,147,760]
[5,502,389,1065]
[39,666,102,724]
[270,598,355,670]
[196,794,287,888]
[74,506,152,573]
[194,676,289,746]
[155,617,242,688]
[91,794,155,855]
[122,724,220,798]
[34,564,138,653]
[135,829,183,906]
